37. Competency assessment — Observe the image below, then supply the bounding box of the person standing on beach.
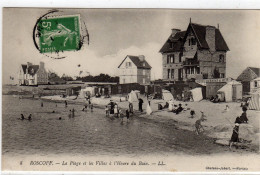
[28,114,32,121]
[138,98,143,112]
[72,108,75,117]
[68,110,72,118]
[20,114,25,120]
[105,106,109,117]
[129,102,133,114]
[65,100,68,108]
[126,109,130,122]
[229,123,240,149]
[240,106,248,123]
[41,101,43,107]
[114,103,119,117]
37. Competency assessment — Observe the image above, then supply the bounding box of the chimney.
[171,28,181,37]
[27,62,32,68]
[205,26,216,52]
[26,62,32,74]
[138,55,145,62]
[40,62,44,69]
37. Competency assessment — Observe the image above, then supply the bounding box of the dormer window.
[219,54,225,62]
[125,62,132,68]
[143,62,145,66]
[191,38,196,45]
[31,68,34,74]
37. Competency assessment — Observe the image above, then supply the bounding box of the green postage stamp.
[37,15,80,53]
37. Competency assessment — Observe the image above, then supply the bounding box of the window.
[179,53,182,63]
[191,38,196,45]
[219,54,224,62]
[167,55,175,64]
[171,69,174,79]
[129,62,132,67]
[255,81,258,87]
[143,70,145,75]
[167,69,170,79]
[189,67,194,74]
[220,73,225,78]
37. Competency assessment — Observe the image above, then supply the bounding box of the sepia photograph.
[1,7,260,172]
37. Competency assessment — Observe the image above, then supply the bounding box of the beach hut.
[78,86,96,98]
[248,92,260,110]
[190,87,203,102]
[217,80,242,102]
[162,89,174,101]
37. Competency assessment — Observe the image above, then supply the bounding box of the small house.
[118,55,152,85]
[237,67,260,94]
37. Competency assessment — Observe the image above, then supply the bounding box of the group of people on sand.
[167,100,189,115]
[105,100,130,122]
[210,95,220,103]
[82,99,93,112]
[20,114,32,121]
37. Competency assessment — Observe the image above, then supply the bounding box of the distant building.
[250,77,260,93]
[159,21,229,81]
[237,67,260,94]
[118,55,152,85]
[18,62,48,85]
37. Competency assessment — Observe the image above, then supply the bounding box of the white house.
[118,55,152,85]
[18,62,48,85]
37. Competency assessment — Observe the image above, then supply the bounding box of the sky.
[2,8,260,84]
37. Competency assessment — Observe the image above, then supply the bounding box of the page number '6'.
[42,22,51,29]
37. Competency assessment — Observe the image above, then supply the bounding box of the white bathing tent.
[217,80,242,102]
[78,86,96,98]
[162,89,174,101]
[128,90,139,102]
[248,92,260,110]
[190,87,203,102]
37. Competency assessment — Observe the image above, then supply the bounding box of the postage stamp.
[37,15,81,53]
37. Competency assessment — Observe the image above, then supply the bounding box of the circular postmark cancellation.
[33,10,89,59]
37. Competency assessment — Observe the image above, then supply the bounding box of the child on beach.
[114,104,119,117]
[223,105,230,112]
[90,104,93,112]
[129,102,134,114]
[105,106,109,117]
[229,123,240,149]
[190,110,195,118]
[68,110,72,118]
[126,109,130,122]
[28,114,32,121]
[20,114,25,120]
[195,111,207,135]
[72,108,75,118]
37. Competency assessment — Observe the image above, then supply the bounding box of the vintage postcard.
[2,8,260,173]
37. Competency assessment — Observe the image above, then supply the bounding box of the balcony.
[182,60,199,66]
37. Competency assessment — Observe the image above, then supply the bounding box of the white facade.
[119,57,138,84]
[250,77,260,93]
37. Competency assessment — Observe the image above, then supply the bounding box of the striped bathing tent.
[248,92,260,110]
